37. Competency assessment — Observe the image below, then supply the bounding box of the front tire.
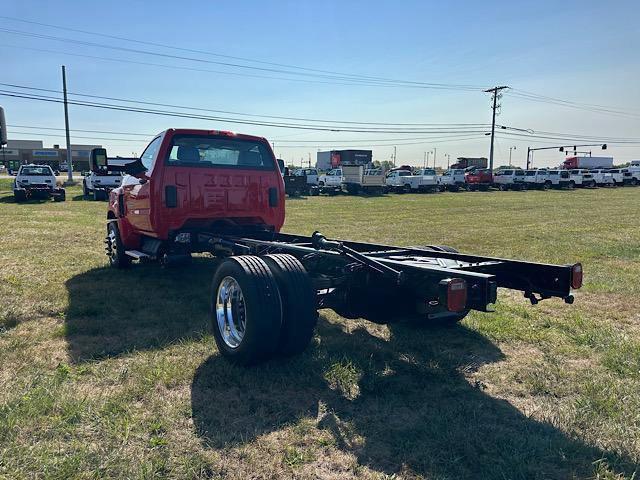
[53,190,66,202]
[211,256,283,365]
[262,254,317,357]
[105,221,131,269]
[13,190,26,202]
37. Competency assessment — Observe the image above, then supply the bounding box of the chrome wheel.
[215,276,247,349]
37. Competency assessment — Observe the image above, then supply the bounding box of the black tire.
[262,254,317,357]
[403,183,412,194]
[498,184,507,191]
[13,190,26,202]
[210,256,283,365]
[106,221,131,269]
[53,190,66,202]
[568,181,575,190]
[631,178,638,186]
[309,186,320,196]
[83,181,89,198]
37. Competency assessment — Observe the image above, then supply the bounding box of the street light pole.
[509,146,516,167]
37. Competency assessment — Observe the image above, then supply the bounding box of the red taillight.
[571,263,583,289]
[209,130,235,136]
[440,278,467,312]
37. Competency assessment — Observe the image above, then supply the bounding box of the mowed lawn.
[0,178,639,479]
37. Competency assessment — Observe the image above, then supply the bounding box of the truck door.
[123,136,162,233]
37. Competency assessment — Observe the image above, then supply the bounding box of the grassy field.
[0,178,639,479]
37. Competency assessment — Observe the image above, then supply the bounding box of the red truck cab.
[465,168,493,191]
[107,129,285,253]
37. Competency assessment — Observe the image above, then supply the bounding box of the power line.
[7,124,154,136]
[0,43,421,90]
[0,15,488,90]
[0,27,484,91]
[275,134,486,148]
[508,89,640,119]
[0,82,490,128]
[7,130,145,142]
[0,89,493,134]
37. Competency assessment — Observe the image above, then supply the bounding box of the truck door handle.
[165,185,178,208]
[268,187,278,207]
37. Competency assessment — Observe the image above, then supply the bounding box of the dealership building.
[0,139,102,171]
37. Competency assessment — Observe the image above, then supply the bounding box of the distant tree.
[373,160,395,171]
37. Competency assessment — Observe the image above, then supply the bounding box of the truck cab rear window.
[167,135,275,170]
[20,166,53,176]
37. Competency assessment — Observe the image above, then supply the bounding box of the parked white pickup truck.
[438,169,466,192]
[293,168,319,187]
[546,170,572,188]
[493,169,526,191]
[13,164,66,202]
[591,169,615,187]
[524,169,549,189]
[607,169,632,186]
[568,169,596,188]
[318,168,343,194]
[385,169,414,193]
[386,168,440,193]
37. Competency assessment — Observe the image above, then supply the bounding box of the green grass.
[0,181,639,479]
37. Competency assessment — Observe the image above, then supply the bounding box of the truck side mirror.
[90,148,108,172]
[0,106,7,146]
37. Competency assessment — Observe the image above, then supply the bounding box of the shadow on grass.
[0,196,50,204]
[192,318,637,479]
[64,258,214,362]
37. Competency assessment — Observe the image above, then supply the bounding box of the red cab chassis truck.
[105,129,583,365]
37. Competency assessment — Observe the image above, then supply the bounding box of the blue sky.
[1,0,639,167]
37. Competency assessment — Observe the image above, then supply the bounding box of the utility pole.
[393,145,397,167]
[444,153,451,168]
[432,147,437,168]
[423,151,427,168]
[484,86,509,171]
[62,66,73,182]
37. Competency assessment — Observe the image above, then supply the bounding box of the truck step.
[124,250,150,259]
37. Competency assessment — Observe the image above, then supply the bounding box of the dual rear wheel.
[211,254,318,366]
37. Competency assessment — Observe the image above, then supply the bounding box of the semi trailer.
[562,156,613,170]
[104,128,583,366]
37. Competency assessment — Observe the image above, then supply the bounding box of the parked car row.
[280,163,640,197]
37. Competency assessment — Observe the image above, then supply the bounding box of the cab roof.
[161,128,268,143]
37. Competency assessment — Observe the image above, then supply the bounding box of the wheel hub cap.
[215,276,247,349]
